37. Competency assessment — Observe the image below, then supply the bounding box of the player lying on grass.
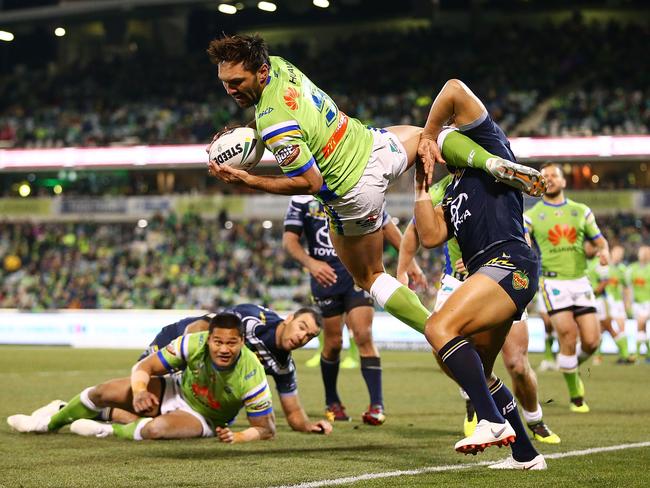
[27,305,332,436]
[397,175,560,446]
[8,312,276,443]
[414,79,546,469]
[205,34,544,338]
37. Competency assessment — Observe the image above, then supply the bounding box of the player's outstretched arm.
[216,412,276,443]
[279,394,333,435]
[208,162,323,195]
[183,319,210,335]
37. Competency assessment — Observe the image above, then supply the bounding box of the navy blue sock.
[360,356,383,406]
[320,355,341,405]
[438,336,504,424]
[490,378,539,462]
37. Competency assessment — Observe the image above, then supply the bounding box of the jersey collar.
[542,198,567,207]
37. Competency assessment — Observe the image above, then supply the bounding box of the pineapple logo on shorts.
[512,270,530,291]
[548,224,577,246]
[284,87,300,110]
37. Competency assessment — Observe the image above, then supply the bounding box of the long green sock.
[113,418,150,440]
[48,394,100,431]
[439,129,497,171]
[615,335,629,359]
[383,286,429,334]
[563,371,583,399]
[544,334,555,361]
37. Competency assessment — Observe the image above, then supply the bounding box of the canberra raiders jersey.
[586,258,608,297]
[524,199,602,280]
[231,304,298,395]
[284,195,389,295]
[626,262,650,302]
[440,114,528,274]
[605,263,627,301]
[158,332,272,427]
[256,56,374,201]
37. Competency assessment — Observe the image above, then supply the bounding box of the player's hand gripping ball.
[208,127,265,172]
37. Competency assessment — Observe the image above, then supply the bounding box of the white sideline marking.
[266,441,650,488]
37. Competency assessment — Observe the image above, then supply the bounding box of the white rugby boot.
[31,400,68,418]
[454,419,516,455]
[489,454,547,470]
[7,414,51,433]
[70,419,114,438]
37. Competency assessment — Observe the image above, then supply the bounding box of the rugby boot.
[325,402,351,422]
[486,158,546,197]
[362,404,386,426]
[454,419,516,455]
[528,420,561,444]
[70,419,114,438]
[488,454,547,470]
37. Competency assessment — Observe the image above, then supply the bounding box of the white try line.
[265,441,650,488]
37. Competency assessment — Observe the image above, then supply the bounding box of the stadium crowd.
[0,17,648,148]
[1,212,649,311]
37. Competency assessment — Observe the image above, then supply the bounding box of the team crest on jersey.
[571,210,579,217]
[284,87,300,110]
[548,224,577,246]
[538,213,546,220]
[276,144,300,167]
[512,270,530,290]
[449,193,471,231]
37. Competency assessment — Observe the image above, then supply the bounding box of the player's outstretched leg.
[438,129,546,197]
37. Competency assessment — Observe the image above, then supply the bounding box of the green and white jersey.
[158,332,273,427]
[605,263,627,301]
[626,262,650,303]
[256,56,373,200]
[524,198,602,280]
[427,174,463,277]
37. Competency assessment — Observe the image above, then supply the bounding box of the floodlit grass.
[1,347,648,487]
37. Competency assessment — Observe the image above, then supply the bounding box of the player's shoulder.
[525,200,545,213]
[565,198,591,214]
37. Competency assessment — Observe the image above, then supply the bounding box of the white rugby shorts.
[161,374,214,437]
[324,129,408,236]
[539,276,597,314]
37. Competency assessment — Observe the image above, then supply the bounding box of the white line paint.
[265,441,650,488]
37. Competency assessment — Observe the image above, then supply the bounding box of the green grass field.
[1,347,649,488]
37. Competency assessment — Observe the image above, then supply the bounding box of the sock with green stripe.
[370,273,429,334]
[48,388,102,431]
[113,417,153,440]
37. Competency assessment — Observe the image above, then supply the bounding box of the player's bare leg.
[331,231,430,333]
[502,320,560,443]
[636,315,649,360]
[346,305,385,425]
[425,274,540,461]
[321,314,350,422]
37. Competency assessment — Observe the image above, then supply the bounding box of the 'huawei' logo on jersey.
[633,277,646,286]
[548,224,577,246]
[284,87,300,110]
[191,383,221,409]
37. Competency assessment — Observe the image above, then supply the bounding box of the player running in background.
[587,249,634,365]
[524,163,610,413]
[205,34,544,336]
[626,246,650,361]
[284,196,425,425]
[415,80,546,469]
[8,313,276,443]
[397,173,559,445]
